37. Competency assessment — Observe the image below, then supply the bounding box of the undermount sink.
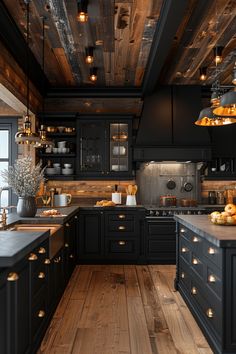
[8,224,64,259]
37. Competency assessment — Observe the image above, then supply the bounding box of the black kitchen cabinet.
[76,117,133,178]
[64,214,78,283]
[145,218,176,264]
[78,210,104,262]
[175,220,236,354]
[78,208,145,264]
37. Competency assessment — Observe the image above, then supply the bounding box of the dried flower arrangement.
[1,157,45,197]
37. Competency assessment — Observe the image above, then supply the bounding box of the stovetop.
[144,205,207,217]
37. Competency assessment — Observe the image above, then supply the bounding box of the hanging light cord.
[26,0,30,118]
[42,16,45,115]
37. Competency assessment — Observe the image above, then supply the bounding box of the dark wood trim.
[46,87,143,98]
[141,0,189,95]
[0,2,48,95]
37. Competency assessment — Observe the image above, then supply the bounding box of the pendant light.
[77,0,88,22]
[35,16,54,148]
[15,0,40,145]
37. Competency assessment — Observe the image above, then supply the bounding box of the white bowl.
[62,168,73,175]
[57,141,66,148]
[64,163,72,168]
[45,168,56,175]
[53,163,60,167]
[53,148,58,153]
[113,146,126,155]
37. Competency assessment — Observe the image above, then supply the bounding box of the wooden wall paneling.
[0,41,42,113]
[103,52,115,86]
[52,48,76,86]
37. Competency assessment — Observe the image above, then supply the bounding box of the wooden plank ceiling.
[2,0,236,88]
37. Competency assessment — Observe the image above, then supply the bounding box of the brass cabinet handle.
[181,272,185,279]
[206,308,214,318]
[208,275,216,283]
[118,241,126,246]
[38,272,45,279]
[208,247,215,255]
[38,310,45,318]
[44,258,51,265]
[191,286,197,295]
[118,226,125,230]
[192,258,199,265]
[192,236,199,243]
[181,247,187,253]
[65,243,69,248]
[180,228,186,233]
[69,254,74,258]
[118,215,125,219]
[65,223,70,227]
[38,247,46,254]
[54,256,61,263]
[7,272,19,282]
[28,253,38,261]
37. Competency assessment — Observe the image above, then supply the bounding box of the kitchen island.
[175,215,236,354]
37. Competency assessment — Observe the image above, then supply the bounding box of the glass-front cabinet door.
[109,123,129,173]
[77,120,106,176]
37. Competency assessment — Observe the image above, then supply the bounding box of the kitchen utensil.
[128,184,133,195]
[160,195,177,207]
[180,177,185,192]
[184,181,193,192]
[132,185,138,195]
[180,199,197,207]
[126,195,136,205]
[166,179,176,190]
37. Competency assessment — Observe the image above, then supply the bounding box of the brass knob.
[208,247,215,255]
[118,226,125,230]
[192,236,199,243]
[191,287,197,295]
[28,253,38,261]
[118,215,125,219]
[181,247,187,253]
[69,254,74,258]
[206,308,214,318]
[192,258,198,265]
[65,223,70,227]
[44,258,51,265]
[38,247,46,254]
[54,256,61,263]
[38,272,45,279]
[180,228,186,233]
[181,272,185,279]
[38,310,45,318]
[65,243,69,248]
[118,241,126,245]
[7,272,19,282]
[208,275,216,283]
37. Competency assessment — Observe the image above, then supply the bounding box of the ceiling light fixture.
[15,0,40,145]
[89,67,97,82]
[77,0,88,22]
[85,47,94,64]
[232,62,236,85]
[199,67,207,81]
[213,46,224,65]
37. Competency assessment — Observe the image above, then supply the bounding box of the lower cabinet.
[64,214,78,283]
[145,217,176,264]
[78,208,145,263]
[176,221,236,354]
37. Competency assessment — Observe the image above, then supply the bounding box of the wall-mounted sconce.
[85,47,94,64]
[89,67,97,82]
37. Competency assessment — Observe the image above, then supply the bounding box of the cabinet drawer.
[179,237,191,264]
[105,239,138,259]
[31,266,47,297]
[202,240,222,269]
[106,220,135,234]
[180,228,203,255]
[190,253,204,280]
[148,238,176,253]
[179,261,191,291]
[148,222,175,235]
[108,213,134,222]
[206,264,222,299]
[31,288,47,341]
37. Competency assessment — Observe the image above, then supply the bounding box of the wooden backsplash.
[46,180,136,205]
[201,180,236,203]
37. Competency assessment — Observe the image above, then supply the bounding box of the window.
[0,118,18,207]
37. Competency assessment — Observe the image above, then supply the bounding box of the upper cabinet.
[76,117,133,178]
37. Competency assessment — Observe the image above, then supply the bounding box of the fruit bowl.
[210,205,236,226]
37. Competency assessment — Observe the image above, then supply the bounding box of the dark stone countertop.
[174,215,236,247]
[0,230,49,268]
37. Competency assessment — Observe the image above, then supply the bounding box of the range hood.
[134,86,211,161]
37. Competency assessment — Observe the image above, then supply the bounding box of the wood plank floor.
[38,265,213,354]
